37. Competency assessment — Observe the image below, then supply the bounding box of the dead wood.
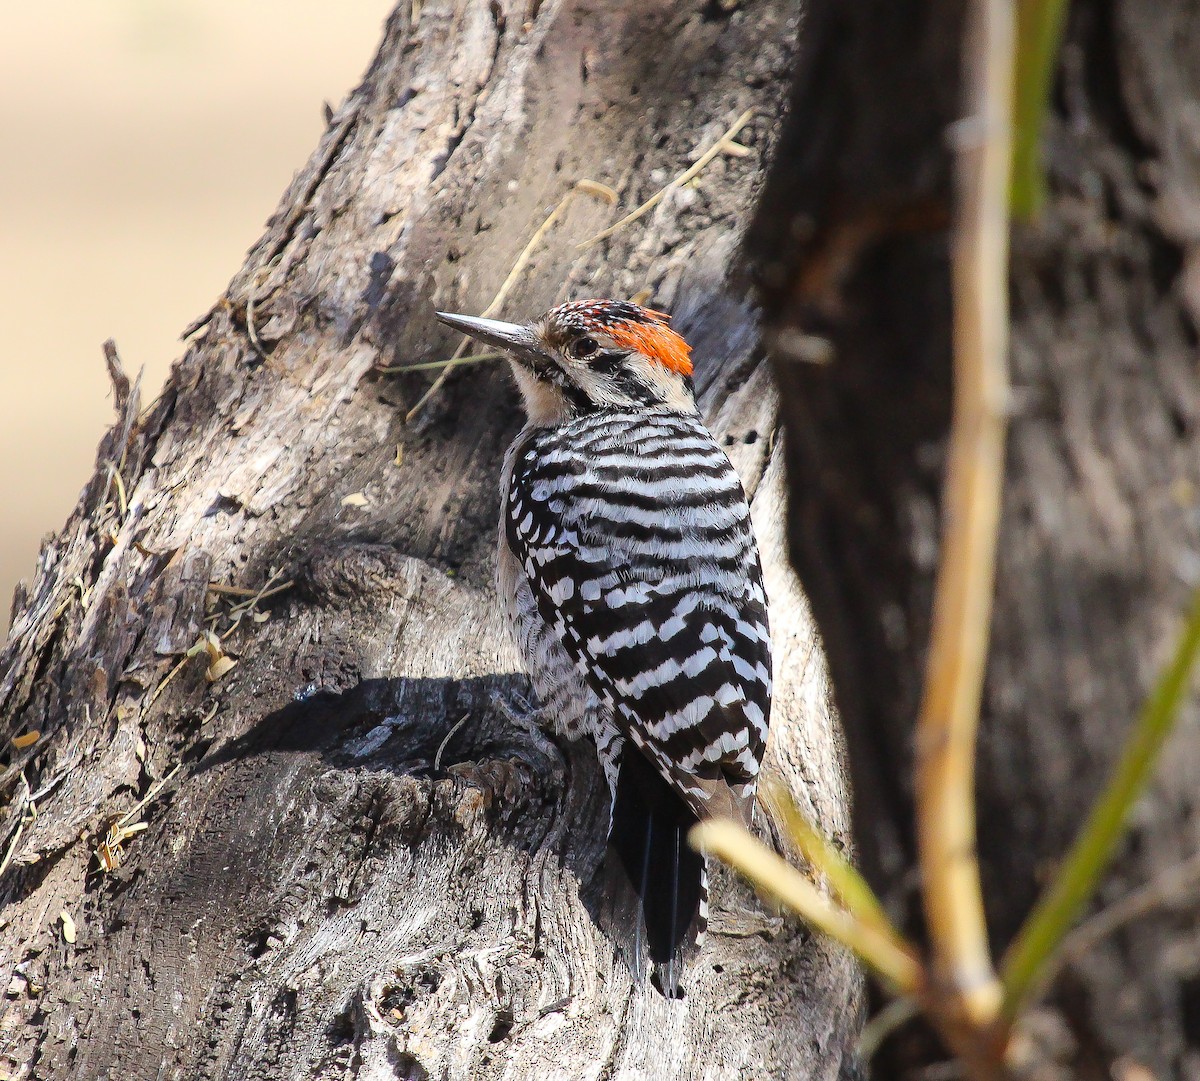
[0,2,861,1079]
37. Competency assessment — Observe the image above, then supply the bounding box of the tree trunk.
[0,3,861,1079]
[750,0,1200,1077]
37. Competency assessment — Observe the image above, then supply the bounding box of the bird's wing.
[506,413,771,823]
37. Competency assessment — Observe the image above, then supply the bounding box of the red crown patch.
[549,300,694,377]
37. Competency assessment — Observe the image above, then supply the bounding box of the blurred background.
[0,0,393,629]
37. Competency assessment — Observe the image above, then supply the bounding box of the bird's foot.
[489,688,567,776]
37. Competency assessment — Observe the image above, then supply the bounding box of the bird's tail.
[606,744,706,999]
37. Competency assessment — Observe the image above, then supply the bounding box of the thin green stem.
[1000,586,1200,1019]
[763,779,906,953]
[857,997,922,1062]
[1011,0,1069,218]
[692,819,924,996]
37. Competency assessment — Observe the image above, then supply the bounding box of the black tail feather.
[607,745,704,998]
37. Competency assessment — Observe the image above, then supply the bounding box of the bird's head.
[436,299,695,424]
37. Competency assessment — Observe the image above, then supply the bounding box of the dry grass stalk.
[434,713,471,771]
[95,764,181,873]
[401,111,752,416]
[208,568,293,639]
[578,108,754,249]
[0,774,33,879]
[405,179,617,422]
[912,0,1013,1041]
[383,351,503,375]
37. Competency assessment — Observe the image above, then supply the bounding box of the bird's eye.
[569,336,599,359]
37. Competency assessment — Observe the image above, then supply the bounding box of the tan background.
[0,1,392,628]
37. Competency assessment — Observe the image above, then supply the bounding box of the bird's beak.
[436,311,543,366]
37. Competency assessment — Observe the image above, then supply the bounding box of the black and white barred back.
[501,405,772,994]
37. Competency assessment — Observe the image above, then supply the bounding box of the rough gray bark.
[749,0,1200,1078]
[0,2,861,1079]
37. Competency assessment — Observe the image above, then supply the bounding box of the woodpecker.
[436,300,772,998]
